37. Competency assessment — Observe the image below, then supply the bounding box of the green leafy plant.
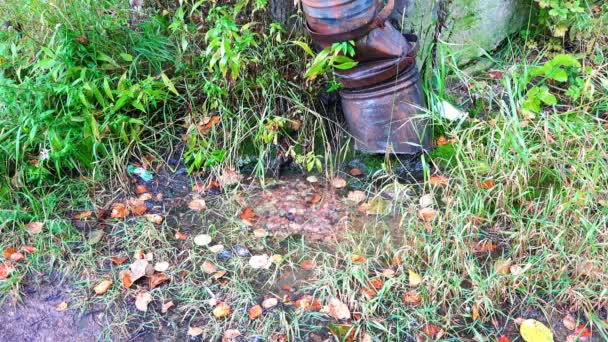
[294,40,358,81]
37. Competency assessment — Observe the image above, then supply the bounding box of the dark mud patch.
[0,279,105,341]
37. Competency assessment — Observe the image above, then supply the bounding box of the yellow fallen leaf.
[520,319,554,342]
[93,280,112,295]
[408,269,422,287]
[56,302,68,312]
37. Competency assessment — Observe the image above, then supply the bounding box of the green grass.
[1,0,608,341]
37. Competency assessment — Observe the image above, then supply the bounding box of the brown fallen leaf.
[111,203,130,219]
[202,260,219,274]
[135,292,153,312]
[192,182,206,193]
[346,191,367,204]
[26,221,44,234]
[4,247,24,262]
[149,273,170,289]
[188,198,207,212]
[21,245,36,253]
[248,305,263,320]
[368,278,383,290]
[161,301,174,313]
[174,230,188,240]
[472,303,480,320]
[111,256,128,265]
[294,295,322,311]
[495,258,512,275]
[130,259,153,283]
[488,70,504,79]
[135,185,148,194]
[349,168,363,177]
[351,254,366,264]
[0,262,15,280]
[301,259,314,270]
[93,280,112,295]
[323,298,351,320]
[480,179,496,189]
[403,290,422,305]
[213,302,231,318]
[56,302,68,312]
[126,198,148,216]
[361,287,377,298]
[218,168,242,187]
[436,136,450,146]
[188,326,203,337]
[309,194,323,204]
[144,214,163,224]
[422,324,443,338]
[429,175,449,187]
[562,314,576,331]
[417,208,437,222]
[73,211,92,220]
[472,240,498,253]
[331,177,347,189]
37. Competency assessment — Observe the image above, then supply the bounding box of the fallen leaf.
[391,253,403,266]
[161,301,174,313]
[331,177,347,189]
[213,302,231,318]
[188,326,203,337]
[194,234,212,246]
[240,207,256,222]
[422,324,443,338]
[208,244,224,253]
[149,273,170,289]
[144,214,163,224]
[111,256,127,265]
[130,259,151,282]
[574,324,592,338]
[192,182,206,193]
[212,270,227,280]
[218,168,242,187]
[111,203,130,219]
[94,280,112,295]
[495,258,512,274]
[0,262,14,280]
[188,198,207,212]
[403,290,422,305]
[306,176,318,183]
[419,194,434,208]
[361,287,376,298]
[472,240,498,253]
[301,259,314,270]
[368,277,383,290]
[429,175,448,187]
[21,245,36,253]
[381,269,395,278]
[26,221,44,234]
[295,295,322,311]
[135,292,153,312]
[135,185,148,194]
[4,247,24,262]
[488,70,504,79]
[270,254,283,264]
[202,260,219,274]
[418,207,437,222]
[349,168,363,177]
[249,254,272,269]
[154,261,169,272]
[362,197,389,215]
[73,211,92,220]
[510,264,524,275]
[351,254,366,264]
[248,305,263,320]
[472,303,480,320]
[408,269,422,287]
[562,314,576,331]
[223,329,241,340]
[87,230,105,245]
[56,302,68,312]
[327,323,356,342]
[520,319,554,342]
[346,191,367,204]
[121,270,133,289]
[497,336,512,342]
[309,194,323,204]
[480,180,496,189]
[253,229,268,238]
[262,297,278,309]
[436,136,450,146]
[138,193,152,201]
[174,230,188,240]
[323,298,351,320]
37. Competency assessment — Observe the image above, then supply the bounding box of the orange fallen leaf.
[368,278,383,290]
[300,259,314,270]
[21,245,36,253]
[240,207,256,221]
[361,287,376,298]
[149,273,171,289]
[213,302,231,318]
[429,175,448,187]
[436,136,450,146]
[135,185,148,194]
[497,336,511,342]
[0,262,15,280]
[403,290,422,305]
[309,194,323,204]
[126,198,148,216]
[248,305,263,320]
[574,324,592,338]
[495,258,512,275]
[351,254,366,264]
[121,270,133,289]
[111,256,128,265]
[417,207,437,222]
[111,203,130,219]
[488,70,504,79]
[323,298,351,320]
[175,230,188,240]
[73,211,92,220]
[295,295,322,312]
[472,303,480,320]
[144,214,163,224]
[480,179,495,189]
[93,280,112,295]
[4,247,24,262]
[26,221,44,234]
[422,323,442,338]
[472,240,498,253]
[161,301,174,313]
[188,198,207,212]
[135,291,153,312]
[192,183,206,193]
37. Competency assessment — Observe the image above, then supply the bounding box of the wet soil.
[0,278,104,342]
